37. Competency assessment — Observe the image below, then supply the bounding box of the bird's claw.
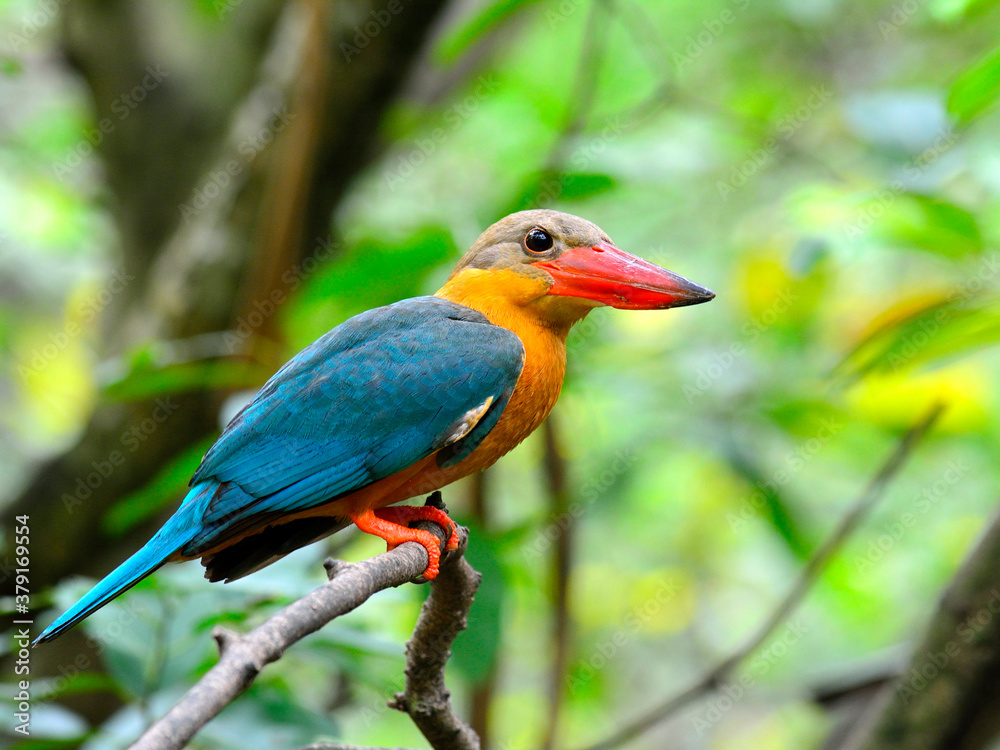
[365,503,460,580]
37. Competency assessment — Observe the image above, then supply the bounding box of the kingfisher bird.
[36,209,713,644]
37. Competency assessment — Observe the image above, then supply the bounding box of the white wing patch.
[442,396,495,447]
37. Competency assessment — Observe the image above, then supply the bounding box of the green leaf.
[286,224,457,349]
[558,173,618,201]
[836,295,1000,380]
[31,672,122,701]
[872,193,983,258]
[450,521,505,682]
[508,171,617,212]
[948,44,1000,125]
[929,0,1000,21]
[435,0,542,63]
[102,435,217,537]
[722,438,815,560]
[102,359,270,401]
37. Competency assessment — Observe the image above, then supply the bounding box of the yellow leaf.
[16,328,95,438]
[627,568,696,634]
[846,362,990,432]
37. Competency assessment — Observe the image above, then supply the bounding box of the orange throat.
[394,268,576,487]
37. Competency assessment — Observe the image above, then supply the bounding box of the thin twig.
[575,403,945,750]
[541,417,574,750]
[468,470,498,749]
[390,517,483,750]
[291,744,418,750]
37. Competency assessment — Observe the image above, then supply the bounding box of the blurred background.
[2,0,1000,748]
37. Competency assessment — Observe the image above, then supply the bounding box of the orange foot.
[350,505,460,580]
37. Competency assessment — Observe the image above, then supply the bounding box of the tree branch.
[541,416,573,750]
[574,402,945,750]
[130,502,479,750]
[840,502,1000,750]
[390,517,483,750]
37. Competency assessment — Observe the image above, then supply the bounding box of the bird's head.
[442,209,714,330]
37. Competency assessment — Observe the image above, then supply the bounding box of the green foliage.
[5,0,1000,748]
[284,225,458,350]
[103,435,217,537]
[103,357,270,401]
[435,0,543,63]
[450,521,506,682]
[871,194,983,258]
[948,44,1000,124]
[836,294,1000,380]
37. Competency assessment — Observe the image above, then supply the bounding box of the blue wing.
[35,297,523,644]
[184,296,524,552]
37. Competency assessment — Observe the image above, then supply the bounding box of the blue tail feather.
[33,482,214,645]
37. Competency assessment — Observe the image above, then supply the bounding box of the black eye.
[524,228,554,254]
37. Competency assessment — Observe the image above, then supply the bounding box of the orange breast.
[377,267,571,504]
